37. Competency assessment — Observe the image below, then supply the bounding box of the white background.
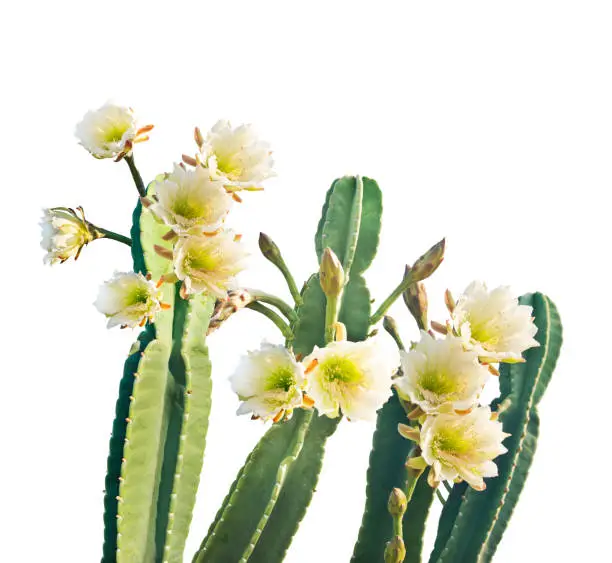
[2,1,610,561]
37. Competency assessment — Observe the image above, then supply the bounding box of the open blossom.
[149,164,232,234]
[173,231,248,298]
[201,120,274,189]
[94,272,163,328]
[40,207,95,265]
[452,281,539,363]
[396,332,490,413]
[303,339,398,421]
[230,343,306,421]
[75,103,152,159]
[401,407,509,490]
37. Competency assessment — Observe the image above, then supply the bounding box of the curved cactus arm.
[102,327,155,562]
[116,340,172,563]
[162,294,216,563]
[351,391,434,563]
[315,176,382,275]
[248,275,371,562]
[429,293,562,563]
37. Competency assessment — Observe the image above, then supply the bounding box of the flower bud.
[384,536,406,563]
[410,238,445,282]
[319,247,345,298]
[402,267,428,330]
[40,206,96,265]
[259,232,284,264]
[388,488,408,518]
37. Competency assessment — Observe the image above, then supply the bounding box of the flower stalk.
[246,302,294,340]
[125,154,146,197]
[259,233,303,306]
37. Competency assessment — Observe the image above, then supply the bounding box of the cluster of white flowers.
[230,336,398,423]
[43,104,274,329]
[395,282,539,491]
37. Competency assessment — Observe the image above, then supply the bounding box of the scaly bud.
[319,247,345,298]
[444,288,456,313]
[402,266,428,330]
[388,488,408,518]
[410,238,445,282]
[258,232,284,264]
[384,536,406,563]
[383,315,405,351]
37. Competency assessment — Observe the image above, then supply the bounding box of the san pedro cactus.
[42,101,563,563]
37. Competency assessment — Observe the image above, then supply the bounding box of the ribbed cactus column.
[103,182,216,563]
[193,176,383,563]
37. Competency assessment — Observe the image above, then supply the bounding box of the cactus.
[50,106,563,563]
[351,391,435,563]
[428,293,562,563]
[192,176,382,562]
[103,180,216,563]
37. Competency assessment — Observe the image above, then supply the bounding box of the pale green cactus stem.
[116,340,172,562]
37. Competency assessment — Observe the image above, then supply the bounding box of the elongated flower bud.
[259,232,283,264]
[384,536,406,563]
[402,266,428,330]
[410,238,445,282]
[388,488,407,518]
[319,247,345,298]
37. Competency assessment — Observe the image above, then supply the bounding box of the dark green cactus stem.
[429,293,562,563]
[194,176,382,563]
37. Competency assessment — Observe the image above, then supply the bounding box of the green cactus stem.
[429,293,562,563]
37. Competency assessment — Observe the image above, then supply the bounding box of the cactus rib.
[116,340,172,563]
[162,294,215,562]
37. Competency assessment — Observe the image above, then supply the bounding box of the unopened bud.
[388,488,408,518]
[402,267,428,330]
[383,316,405,351]
[194,127,204,149]
[384,536,406,563]
[444,289,455,313]
[319,247,345,298]
[258,232,283,264]
[410,238,445,282]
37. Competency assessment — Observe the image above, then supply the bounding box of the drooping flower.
[75,103,152,160]
[400,407,509,491]
[302,338,398,421]
[201,120,274,189]
[173,231,248,297]
[451,281,539,363]
[148,164,232,234]
[94,272,163,329]
[40,207,95,265]
[230,343,306,421]
[396,332,490,413]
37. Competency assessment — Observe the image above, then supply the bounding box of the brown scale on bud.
[402,267,428,330]
[410,238,445,282]
[182,154,198,167]
[207,289,254,335]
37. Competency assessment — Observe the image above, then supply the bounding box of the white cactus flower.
[75,103,152,160]
[451,281,539,363]
[412,407,509,491]
[148,164,232,235]
[201,120,274,189]
[40,207,95,265]
[396,332,490,413]
[94,272,163,329]
[173,231,248,298]
[230,343,306,421]
[303,338,398,421]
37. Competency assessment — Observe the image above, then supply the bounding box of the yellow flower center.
[319,356,362,384]
[266,366,296,392]
[103,123,129,143]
